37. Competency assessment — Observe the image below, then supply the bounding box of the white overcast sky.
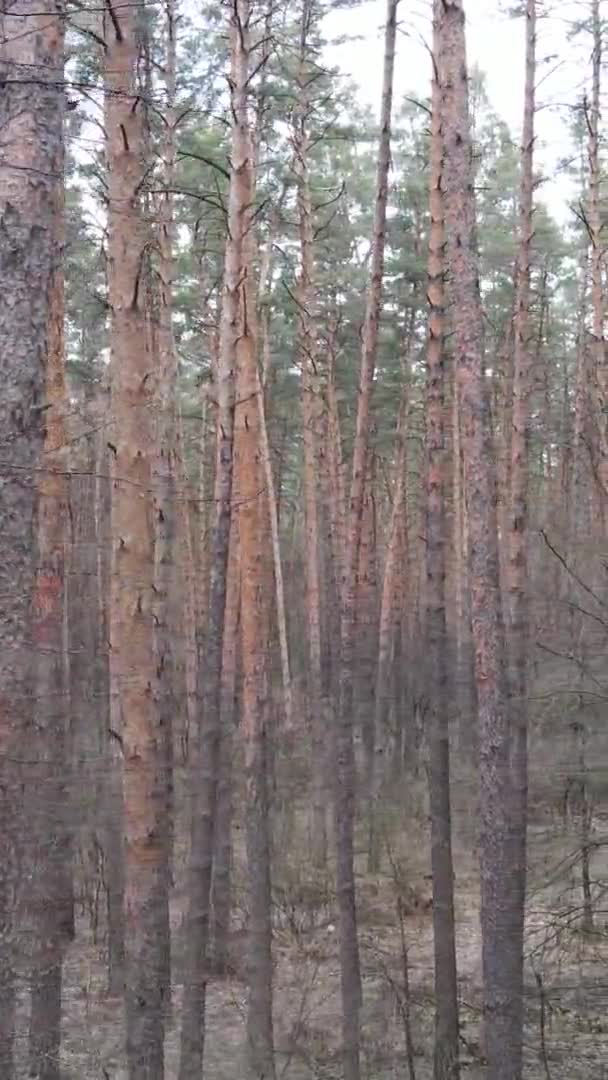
[325,0,597,223]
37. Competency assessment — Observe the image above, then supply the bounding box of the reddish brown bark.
[105,0,168,1068]
[27,10,71,1074]
[0,3,69,1069]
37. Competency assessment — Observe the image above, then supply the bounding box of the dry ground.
[11,772,608,1080]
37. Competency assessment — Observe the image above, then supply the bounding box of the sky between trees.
[327,0,591,220]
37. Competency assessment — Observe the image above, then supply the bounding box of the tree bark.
[232,7,276,1066]
[94,398,126,995]
[356,458,379,799]
[0,1,67,1073]
[336,3,398,1074]
[441,4,518,1078]
[105,0,168,1070]
[210,512,240,974]
[153,0,180,1009]
[506,0,536,1058]
[588,0,608,498]
[293,1,327,866]
[426,7,459,1075]
[369,383,408,872]
[26,8,71,1075]
[178,0,254,1068]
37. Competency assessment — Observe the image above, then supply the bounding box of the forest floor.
[39,770,608,1080]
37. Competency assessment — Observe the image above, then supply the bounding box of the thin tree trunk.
[175,410,199,763]
[94,401,126,995]
[233,7,276,1065]
[356,458,379,796]
[68,418,101,939]
[237,319,277,1080]
[105,0,167,1069]
[588,0,608,498]
[210,512,240,974]
[178,0,251,1072]
[336,3,398,1074]
[293,2,327,866]
[257,368,293,731]
[441,4,518,1078]
[153,0,180,1010]
[326,318,347,597]
[369,386,408,872]
[426,8,459,1074]
[506,0,536,1057]
[576,714,594,932]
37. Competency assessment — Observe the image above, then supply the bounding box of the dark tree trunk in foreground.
[28,20,72,1072]
[0,1,67,1074]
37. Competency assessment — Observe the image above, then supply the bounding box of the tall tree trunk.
[369,382,408,872]
[105,0,167,1070]
[27,9,71,1075]
[153,0,180,1009]
[178,0,250,1072]
[237,304,277,1080]
[426,7,459,1075]
[336,3,398,1074]
[326,319,347,597]
[588,0,608,498]
[506,0,536,1057]
[232,8,275,1068]
[95,399,126,995]
[0,2,67,1074]
[68,419,101,940]
[175,410,199,763]
[441,4,518,1078]
[210,512,240,974]
[293,0,327,866]
[257,369,293,731]
[356,458,379,797]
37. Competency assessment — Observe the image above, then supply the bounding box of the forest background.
[2,0,608,1079]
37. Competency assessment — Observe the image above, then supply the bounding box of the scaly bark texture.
[507,0,536,1051]
[326,320,347,596]
[0,2,67,1074]
[178,0,248,1070]
[426,6,459,1075]
[232,6,276,1062]
[28,20,72,1072]
[153,0,180,1006]
[293,0,327,866]
[95,397,126,995]
[588,0,608,498]
[105,0,167,1071]
[356,458,379,794]
[441,3,518,1078]
[237,298,277,1079]
[336,3,398,1074]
